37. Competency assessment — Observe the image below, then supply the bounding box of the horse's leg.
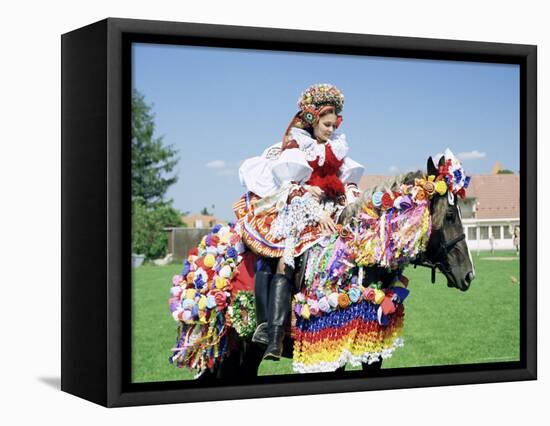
[214,338,266,380]
[240,341,265,378]
[195,366,217,382]
[215,348,243,380]
[361,359,383,374]
[334,365,346,373]
[332,362,382,375]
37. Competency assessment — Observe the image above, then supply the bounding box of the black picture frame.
[61,17,537,407]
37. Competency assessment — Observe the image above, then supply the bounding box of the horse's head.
[339,151,475,291]
[424,154,475,291]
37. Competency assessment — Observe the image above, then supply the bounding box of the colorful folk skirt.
[233,192,325,259]
[292,302,405,373]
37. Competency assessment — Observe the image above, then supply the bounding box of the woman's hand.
[305,185,325,201]
[319,214,338,235]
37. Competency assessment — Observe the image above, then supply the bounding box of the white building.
[459,174,519,251]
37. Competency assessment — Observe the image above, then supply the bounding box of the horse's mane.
[358,170,424,205]
[340,170,447,230]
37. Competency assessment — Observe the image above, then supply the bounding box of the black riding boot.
[263,274,292,361]
[251,269,271,345]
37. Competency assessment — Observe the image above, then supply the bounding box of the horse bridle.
[411,231,466,284]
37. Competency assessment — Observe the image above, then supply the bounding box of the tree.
[132,200,182,259]
[199,204,215,216]
[132,89,179,206]
[131,90,182,259]
[497,169,514,175]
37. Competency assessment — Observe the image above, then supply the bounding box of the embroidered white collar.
[288,127,348,166]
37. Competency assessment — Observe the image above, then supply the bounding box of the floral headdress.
[296,83,345,128]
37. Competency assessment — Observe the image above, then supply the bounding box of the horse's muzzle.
[447,270,474,291]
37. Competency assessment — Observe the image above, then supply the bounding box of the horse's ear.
[427,156,438,176]
[438,155,446,167]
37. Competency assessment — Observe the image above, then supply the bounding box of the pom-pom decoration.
[168,223,247,373]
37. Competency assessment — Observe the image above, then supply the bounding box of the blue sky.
[132,43,519,221]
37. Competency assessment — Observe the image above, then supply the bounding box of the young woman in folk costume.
[233,84,364,360]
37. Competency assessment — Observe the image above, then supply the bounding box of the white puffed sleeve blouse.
[238,127,365,198]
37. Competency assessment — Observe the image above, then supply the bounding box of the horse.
[186,153,475,381]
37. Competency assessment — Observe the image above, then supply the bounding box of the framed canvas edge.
[93,17,537,407]
[109,367,535,408]
[522,44,537,381]
[61,18,110,407]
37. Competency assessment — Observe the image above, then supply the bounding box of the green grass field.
[132,251,520,382]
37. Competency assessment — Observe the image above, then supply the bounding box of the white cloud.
[388,165,400,174]
[457,150,486,160]
[206,160,226,169]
